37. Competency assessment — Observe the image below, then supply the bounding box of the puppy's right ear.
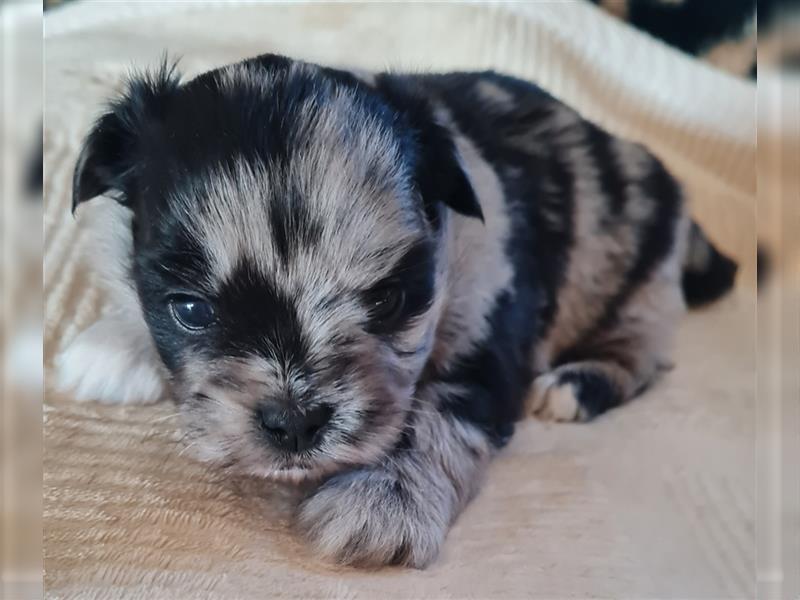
[72,61,181,213]
[72,112,132,212]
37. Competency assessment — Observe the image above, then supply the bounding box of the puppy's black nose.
[257,403,332,452]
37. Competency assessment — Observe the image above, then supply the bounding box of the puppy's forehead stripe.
[268,181,324,264]
[164,63,427,292]
[174,150,423,291]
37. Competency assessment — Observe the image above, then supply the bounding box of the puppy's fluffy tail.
[681,222,738,307]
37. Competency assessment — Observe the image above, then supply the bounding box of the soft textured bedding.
[44,2,759,597]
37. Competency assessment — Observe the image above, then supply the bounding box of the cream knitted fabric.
[44,3,757,597]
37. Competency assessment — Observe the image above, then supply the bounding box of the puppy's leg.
[297,397,492,568]
[54,310,166,404]
[531,269,684,422]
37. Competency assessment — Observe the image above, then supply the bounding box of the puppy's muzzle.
[256,402,333,452]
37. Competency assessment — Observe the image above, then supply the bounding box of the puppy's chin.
[246,456,371,484]
[191,437,399,485]
[252,466,333,485]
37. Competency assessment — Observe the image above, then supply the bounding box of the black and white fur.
[56,55,737,568]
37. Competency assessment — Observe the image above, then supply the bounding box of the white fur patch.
[56,198,166,404]
[54,311,166,405]
[529,373,585,422]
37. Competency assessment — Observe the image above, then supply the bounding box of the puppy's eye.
[168,295,216,331]
[369,286,406,324]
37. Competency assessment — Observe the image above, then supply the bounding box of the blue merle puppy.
[56,54,737,567]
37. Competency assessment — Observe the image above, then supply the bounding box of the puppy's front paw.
[297,469,450,568]
[529,373,587,422]
[54,314,165,405]
[530,365,628,422]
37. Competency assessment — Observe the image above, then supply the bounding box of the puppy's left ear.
[375,75,483,224]
[414,121,484,223]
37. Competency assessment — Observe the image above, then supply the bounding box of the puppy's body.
[57,55,736,567]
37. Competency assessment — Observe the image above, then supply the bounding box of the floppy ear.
[374,75,483,225]
[72,61,181,214]
[72,112,132,212]
[414,119,484,223]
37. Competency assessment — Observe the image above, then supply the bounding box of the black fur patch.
[437,291,536,446]
[557,369,623,419]
[72,59,182,212]
[682,245,738,306]
[268,183,323,264]
[591,0,755,57]
[362,239,437,336]
[215,260,311,366]
[585,124,628,216]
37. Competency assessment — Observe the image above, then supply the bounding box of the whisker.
[177,441,198,458]
[151,411,181,424]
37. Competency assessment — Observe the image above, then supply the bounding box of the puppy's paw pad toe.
[530,376,587,422]
[529,373,557,413]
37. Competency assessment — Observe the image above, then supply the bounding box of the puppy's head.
[72,55,481,480]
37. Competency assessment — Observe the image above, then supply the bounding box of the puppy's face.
[73,56,481,480]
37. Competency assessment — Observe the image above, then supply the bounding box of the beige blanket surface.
[44,2,758,598]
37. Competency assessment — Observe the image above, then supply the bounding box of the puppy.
[55,54,737,567]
